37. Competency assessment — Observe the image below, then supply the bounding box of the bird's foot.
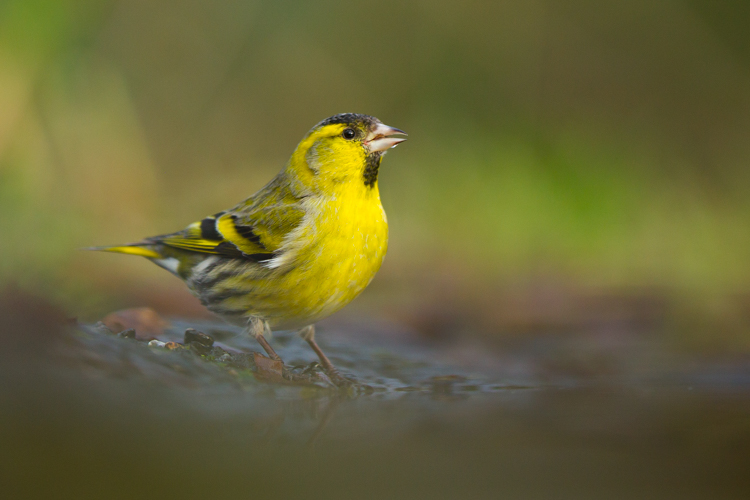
[297,361,356,388]
[254,333,283,362]
[323,367,355,388]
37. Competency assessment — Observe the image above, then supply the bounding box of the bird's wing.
[155,180,305,261]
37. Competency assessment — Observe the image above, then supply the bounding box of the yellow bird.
[92,114,406,384]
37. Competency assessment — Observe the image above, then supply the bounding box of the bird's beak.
[365,123,407,153]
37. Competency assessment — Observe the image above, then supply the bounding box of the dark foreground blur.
[2,291,749,500]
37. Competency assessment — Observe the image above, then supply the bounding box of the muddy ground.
[1,292,749,500]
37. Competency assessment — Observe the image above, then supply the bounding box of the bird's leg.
[248,316,282,362]
[299,325,347,384]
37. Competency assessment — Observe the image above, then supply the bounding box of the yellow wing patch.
[157,215,273,259]
[161,221,224,254]
[154,198,304,259]
[216,214,267,255]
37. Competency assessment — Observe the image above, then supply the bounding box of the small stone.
[164,342,181,350]
[188,341,212,355]
[148,340,166,348]
[184,328,214,347]
[117,329,136,339]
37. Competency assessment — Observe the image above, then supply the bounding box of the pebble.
[184,328,214,347]
[148,340,166,348]
[117,329,136,339]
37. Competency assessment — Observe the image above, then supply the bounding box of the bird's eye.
[342,128,356,140]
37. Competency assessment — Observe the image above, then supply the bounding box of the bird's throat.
[363,153,382,188]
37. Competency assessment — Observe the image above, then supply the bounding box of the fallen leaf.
[102,308,169,341]
[253,352,285,383]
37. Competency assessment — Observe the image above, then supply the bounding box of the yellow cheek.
[311,139,367,183]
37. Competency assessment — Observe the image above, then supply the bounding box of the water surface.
[1,312,749,499]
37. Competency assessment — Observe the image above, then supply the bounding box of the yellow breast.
[300,187,387,319]
[232,182,388,329]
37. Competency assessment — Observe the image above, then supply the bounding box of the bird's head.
[287,113,406,192]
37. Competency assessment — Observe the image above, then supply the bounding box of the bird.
[90,113,406,384]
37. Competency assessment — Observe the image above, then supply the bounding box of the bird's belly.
[286,231,387,325]
[196,205,388,330]
[267,215,387,328]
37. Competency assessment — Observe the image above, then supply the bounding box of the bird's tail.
[85,242,186,276]
[84,243,162,259]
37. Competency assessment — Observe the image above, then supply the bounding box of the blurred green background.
[2,0,750,349]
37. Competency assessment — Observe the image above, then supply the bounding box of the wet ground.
[1,301,749,499]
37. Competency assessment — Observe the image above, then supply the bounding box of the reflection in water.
[306,397,342,447]
[1,310,749,499]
